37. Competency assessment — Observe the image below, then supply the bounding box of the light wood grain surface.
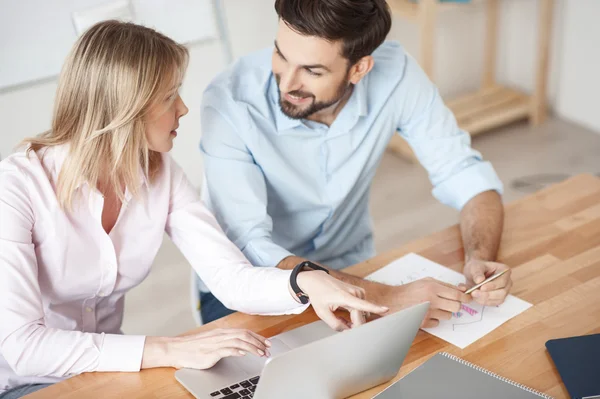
[26,174,600,399]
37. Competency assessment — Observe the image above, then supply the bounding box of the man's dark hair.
[274,0,392,65]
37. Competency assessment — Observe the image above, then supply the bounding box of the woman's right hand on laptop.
[141,328,272,370]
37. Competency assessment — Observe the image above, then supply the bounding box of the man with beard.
[197,0,512,326]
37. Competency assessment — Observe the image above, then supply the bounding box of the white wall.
[554,0,600,133]
[0,0,597,185]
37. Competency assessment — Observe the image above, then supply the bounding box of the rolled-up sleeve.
[165,157,307,315]
[431,161,502,210]
[395,54,503,210]
[0,165,145,378]
[200,100,292,267]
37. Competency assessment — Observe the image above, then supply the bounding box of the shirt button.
[85,307,93,313]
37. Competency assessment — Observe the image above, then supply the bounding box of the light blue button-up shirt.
[200,41,503,273]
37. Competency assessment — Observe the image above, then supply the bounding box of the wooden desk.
[28,174,600,399]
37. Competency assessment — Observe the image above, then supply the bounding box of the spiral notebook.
[373,352,554,399]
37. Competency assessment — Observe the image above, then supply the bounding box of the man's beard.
[276,75,352,120]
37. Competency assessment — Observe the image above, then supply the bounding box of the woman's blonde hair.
[23,20,188,209]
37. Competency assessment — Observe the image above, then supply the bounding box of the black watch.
[290,261,330,304]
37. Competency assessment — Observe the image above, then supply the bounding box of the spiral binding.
[440,352,555,399]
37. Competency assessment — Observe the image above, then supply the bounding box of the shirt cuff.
[432,161,504,210]
[97,334,146,372]
[242,238,294,268]
[253,268,310,316]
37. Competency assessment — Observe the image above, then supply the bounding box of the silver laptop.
[175,302,429,399]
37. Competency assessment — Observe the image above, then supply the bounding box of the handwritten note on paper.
[366,253,532,349]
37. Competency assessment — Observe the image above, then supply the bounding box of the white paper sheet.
[367,253,532,349]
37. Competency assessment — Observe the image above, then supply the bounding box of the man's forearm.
[459,190,504,262]
[277,256,391,302]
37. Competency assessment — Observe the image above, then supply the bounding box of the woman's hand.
[295,271,389,331]
[142,328,271,370]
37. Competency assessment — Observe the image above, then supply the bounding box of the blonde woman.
[0,21,388,398]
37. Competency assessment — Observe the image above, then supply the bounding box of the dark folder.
[546,333,600,399]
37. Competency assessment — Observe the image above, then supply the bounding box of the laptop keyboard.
[209,376,259,399]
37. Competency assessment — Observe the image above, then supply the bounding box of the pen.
[465,269,509,294]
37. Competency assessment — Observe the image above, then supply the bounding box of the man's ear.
[348,55,374,84]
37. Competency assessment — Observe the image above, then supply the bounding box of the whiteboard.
[0,0,218,91]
